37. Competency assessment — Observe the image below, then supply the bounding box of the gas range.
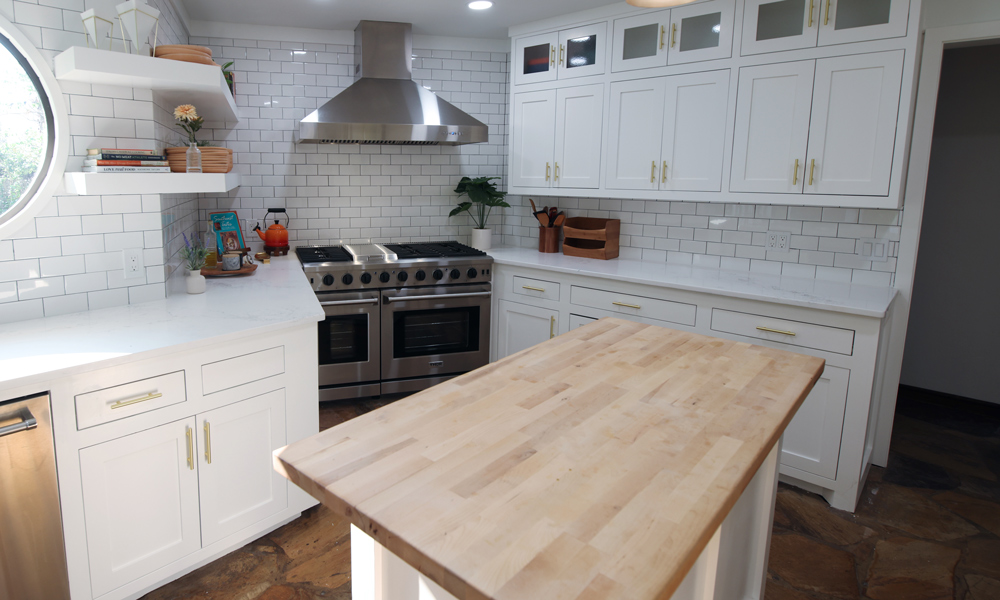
[295,241,493,292]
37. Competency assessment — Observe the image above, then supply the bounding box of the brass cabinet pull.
[809,159,816,186]
[793,159,800,185]
[650,161,657,183]
[522,285,546,292]
[808,0,815,27]
[662,161,668,183]
[549,316,555,339]
[204,421,212,464]
[111,392,162,410]
[671,23,678,48]
[613,302,642,310]
[660,25,666,50]
[546,162,551,181]
[550,45,555,67]
[554,162,560,181]
[185,426,194,470]
[559,44,565,66]
[757,326,797,337]
[825,0,832,25]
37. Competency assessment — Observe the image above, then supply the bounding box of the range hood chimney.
[298,21,489,146]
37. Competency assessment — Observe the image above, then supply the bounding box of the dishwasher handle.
[0,407,37,438]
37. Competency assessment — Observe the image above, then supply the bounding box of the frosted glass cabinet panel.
[667,0,735,65]
[612,10,671,72]
[514,32,557,85]
[817,0,909,45]
[557,23,608,80]
[742,0,819,55]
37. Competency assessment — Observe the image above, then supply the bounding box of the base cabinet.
[497,300,558,357]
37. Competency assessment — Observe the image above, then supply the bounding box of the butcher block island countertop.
[276,318,825,600]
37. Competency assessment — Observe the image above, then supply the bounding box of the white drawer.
[75,371,186,430]
[202,346,285,395]
[570,286,697,327]
[710,309,855,356]
[513,275,561,302]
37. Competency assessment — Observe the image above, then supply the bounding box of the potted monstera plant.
[449,176,510,251]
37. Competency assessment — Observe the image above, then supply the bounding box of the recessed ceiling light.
[469,1,493,9]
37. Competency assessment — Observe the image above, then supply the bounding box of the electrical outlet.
[766,231,790,253]
[858,238,890,263]
[122,248,144,280]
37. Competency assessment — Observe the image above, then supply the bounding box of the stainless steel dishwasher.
[0,392,70,599]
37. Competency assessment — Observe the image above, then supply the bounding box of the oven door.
[317,290,381,395]
[381,283,491,383]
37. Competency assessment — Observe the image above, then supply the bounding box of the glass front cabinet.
[514,23,607,85]
[742,0,909,55]
[611,0,735,73]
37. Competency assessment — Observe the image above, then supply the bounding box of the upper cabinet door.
[554,84,605,189]
[557,22,608,80]
[511,90,557,188]
[818,0,909,46]
[742,0,820,56]
[514,32,558,85]
[606,78,667,190]
[730,61,815,194]
[612,10,670,73]
[804,51,903,196]
[667,0,735,65]
[660,70,730,192]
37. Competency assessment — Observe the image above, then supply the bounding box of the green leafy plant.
[449,176,510,230]
[180,232,208,270]
[221,61,235,94]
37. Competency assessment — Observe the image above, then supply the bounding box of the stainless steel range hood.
[298,21,489,146]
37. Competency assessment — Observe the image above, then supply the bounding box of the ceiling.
[178,0,619,40]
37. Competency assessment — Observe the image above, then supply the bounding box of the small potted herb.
[180,232,208,294]
[449,176,510,251]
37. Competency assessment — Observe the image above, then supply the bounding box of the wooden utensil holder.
[538,226,560,253]
[562,217,620,260]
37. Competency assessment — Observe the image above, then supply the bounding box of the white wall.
[900,44,1000,404]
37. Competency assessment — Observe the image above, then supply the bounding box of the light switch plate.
[858,238,889,263]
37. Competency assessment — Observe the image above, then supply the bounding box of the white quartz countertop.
[0,255,322,391]
[489,246,896,318]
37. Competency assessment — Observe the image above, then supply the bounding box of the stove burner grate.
[295,246,353,263]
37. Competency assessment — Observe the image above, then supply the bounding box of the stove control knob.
[397,271,408,282]
[360,273,372,285]
[342,274,353,286]
[433,269,444,280]
[415,270,426,281]
[322,274,335,287]
[450,269,461,280]
[467,268,478,279]
[379,272,391,284]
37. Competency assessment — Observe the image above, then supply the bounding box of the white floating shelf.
[54,46,239,123]
[63,172,241,196]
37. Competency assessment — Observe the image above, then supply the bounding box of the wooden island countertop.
[276,318,825,600]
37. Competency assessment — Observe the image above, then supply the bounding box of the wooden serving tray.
[562,217,620,260]
[200,263,257,277]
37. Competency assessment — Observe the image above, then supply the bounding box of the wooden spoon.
[538,212,550,227]
[552,212,565,227]
[529,198,538,214]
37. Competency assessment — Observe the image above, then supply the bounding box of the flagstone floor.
[142,387,1000,600]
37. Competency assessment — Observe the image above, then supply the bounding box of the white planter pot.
[186,268,206,294]
[470,228,492,251]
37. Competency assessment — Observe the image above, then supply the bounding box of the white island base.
[351,443,781,600]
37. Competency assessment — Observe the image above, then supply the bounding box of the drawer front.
[202,346,285,395]
[513,275,561,302]
[710,309,855,355]
[75,371,186,430]
[570,286,697,327]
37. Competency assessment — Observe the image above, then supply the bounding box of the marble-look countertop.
[0,255,323,393]
[489,247,897,318]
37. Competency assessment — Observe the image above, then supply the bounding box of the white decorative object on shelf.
[80,9,115,51]
[115,0,159,55]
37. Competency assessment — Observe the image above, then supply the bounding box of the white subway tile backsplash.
[40,255,85,277]
[0,299,43,324]
[87,288,128,310]
[43,293,89,317]
[17,277,65,300]
[34,215,82,237]
[13,237,61,259]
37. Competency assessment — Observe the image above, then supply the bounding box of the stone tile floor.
[143,387,1000,600]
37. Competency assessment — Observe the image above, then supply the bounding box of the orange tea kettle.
[254,208,290,256]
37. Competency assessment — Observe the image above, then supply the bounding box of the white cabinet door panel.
[497,300,557,359]
[80,418,201,598]
[667,0,735,65]
[818,0,909,46]
[612,10,671,72]
[781,365,850,480]
[661,70,730,192]
[557,22,607,80]
[742,0,820,56]
[805,51,903,196]
[730,61,815,193]
[511,90,556,188]
[198,389,287,547]
[606,78,666,190]
[514,32,557,86]
[555,84,604,189]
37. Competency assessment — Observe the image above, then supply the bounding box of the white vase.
[470,228,492,251]
[186,268,206,294]
[115,0,160,55]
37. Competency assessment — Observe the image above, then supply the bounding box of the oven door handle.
[384,291,492,303]
[320,298,380,307]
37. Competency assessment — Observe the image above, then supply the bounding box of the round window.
[0,27,55,227]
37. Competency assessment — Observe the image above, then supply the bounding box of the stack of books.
[83,148,170,173]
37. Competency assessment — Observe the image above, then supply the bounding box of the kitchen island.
[276,317,824,600]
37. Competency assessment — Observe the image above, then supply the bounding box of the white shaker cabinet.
[497,300,558,358]
[513,32,558,86]
[667,0,736,65]
[197,390,288,547]
[606,77,667,191]
[612,10,671,73]
[817,0,910,46]
[730,60,815,194]
[804,51,904,196]
[513,23,607,85]
[781,365,850,480]
[743,0,908,55]
[510,90,556,188]
[79,418,201,599]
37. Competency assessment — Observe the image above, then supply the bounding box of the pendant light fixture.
[626,0,699,7]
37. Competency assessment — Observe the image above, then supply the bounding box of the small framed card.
[209,211,246,253]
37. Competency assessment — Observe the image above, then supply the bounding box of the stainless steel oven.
[380,283,491,394]
[317,290,381,401]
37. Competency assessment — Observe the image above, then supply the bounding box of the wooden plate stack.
[164,147,234,173]
[153,44,219,67]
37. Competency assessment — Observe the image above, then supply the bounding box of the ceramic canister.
[221,252,242,271]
